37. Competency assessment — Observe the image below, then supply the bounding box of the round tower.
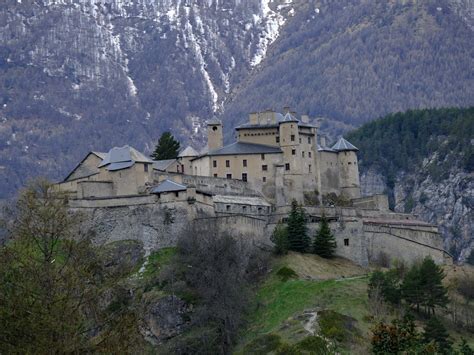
[207,117,223,151]
[332,138,361,199]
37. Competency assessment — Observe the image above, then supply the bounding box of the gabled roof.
[178,146,199,158]
[98,145,152,171]
[331,138,359,152]
[151,180,187,194]
[63,151,106,182]
[207,142,282,156]
[153,159,177,171]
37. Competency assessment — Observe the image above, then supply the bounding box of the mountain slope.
[0,0,295,198]
[0,0,473,198]
[346,107,474,262]
[223,0,474,129]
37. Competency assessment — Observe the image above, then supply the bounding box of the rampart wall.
[154,172,259,196]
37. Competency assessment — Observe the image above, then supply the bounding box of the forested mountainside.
[223,0,474,131]
[347,107,474,262]
[0,0,473,198]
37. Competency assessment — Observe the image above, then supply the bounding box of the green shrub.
[319,310,356,343]
[295,336,330,354]
[276,266,298,282]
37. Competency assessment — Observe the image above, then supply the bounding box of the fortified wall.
[56,110,452,267]
[69,190,451,267]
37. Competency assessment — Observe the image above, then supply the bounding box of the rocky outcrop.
[142,295,189,345]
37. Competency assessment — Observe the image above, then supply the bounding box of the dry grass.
[279,252,367,281]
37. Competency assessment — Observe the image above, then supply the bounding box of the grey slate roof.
[282,112,298,122]
[153,159,177,171]
[317,145,336,153]
[151,180,187,194]
[331,138,359,152]
[178,146,199,157]
[99,145,152,171]
[208,142,282,156]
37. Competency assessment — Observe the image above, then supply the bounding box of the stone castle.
[57,108,452,267]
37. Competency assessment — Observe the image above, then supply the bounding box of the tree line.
[271,200,337,258]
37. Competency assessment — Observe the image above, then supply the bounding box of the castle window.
[144,164,149,172]
[344,238,349,246]
[226,160,230,167]
[263,176,266,182]
[309,152,312,158]
[302,151,305,158]
[261,154,265,160]
[258,207,262,213]
[291,135,295,142]
[354,162,357,165]
[226,205,230,211]
[212,126,218,131]
[242,173,248,182]
[292,149,296,155]
[285,163,290,171]
[213,160,217,168]
[175,191,179,197]
[242,206,247,213]
[243,159,247,167]
[348,162,352,165]
[226,173,232,179]
[299,138,302,144]
[262,165,268,171]
[308,137,311,144]
[214,173,218,177]
[309,164,312,173]
[276,137,280,143]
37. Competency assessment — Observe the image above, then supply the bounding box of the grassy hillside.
[235,253,474,354]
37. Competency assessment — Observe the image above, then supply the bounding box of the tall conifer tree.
[287,200,309,252]
[312,215,337,258]
[151,132,180,160]
[422,317,452,354]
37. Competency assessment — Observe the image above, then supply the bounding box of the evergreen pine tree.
[422,317,452,354]
[312,215,337,258]
[418,257,449,314]
[401,263,424,313]
[287,200,310,253]
[151,132,180,160]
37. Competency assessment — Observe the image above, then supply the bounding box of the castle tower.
[277,111,304,204]
[332,138,361,199]
[207,117,223,151]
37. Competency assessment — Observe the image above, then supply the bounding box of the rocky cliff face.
[361,164,473,263]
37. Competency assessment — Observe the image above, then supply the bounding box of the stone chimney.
[301,115,309,123]
[249,112,258,125]
[283,106,290,114]
[320,136,326,147]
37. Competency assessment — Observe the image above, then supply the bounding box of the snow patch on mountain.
[250,0,293,67]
